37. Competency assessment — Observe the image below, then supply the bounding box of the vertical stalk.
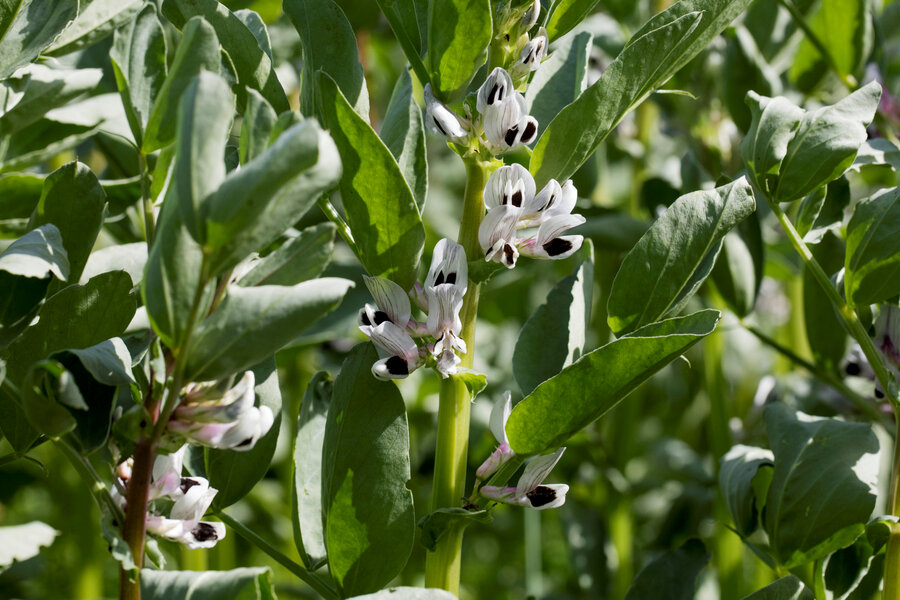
[119,438,154,600]
[425,158,490,592]
[885,416,900,600]
[138,152,155,245]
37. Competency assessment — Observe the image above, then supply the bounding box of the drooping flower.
[482,89,538,153]
[478,166,584,268]
[359,275,426,380]
[168,372,274,451]
[477,67,514,115]
[425,239,468,377]
[480,447,568,510]
[425,84,469,143]
[476,391,516,480]
[512,27,548,76]
[521,0,540,30]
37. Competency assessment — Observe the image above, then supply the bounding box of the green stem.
[774,0,856,90]
[424,158,491,592]
[139,152,155,245]
[741,322,893,430]
[812,558,826,600]
[317,197,364,264]
[885,418,900,600]
[217,512,339,600]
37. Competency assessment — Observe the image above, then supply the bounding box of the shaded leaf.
[741,576,814,600]
[710,211,764,317]
[0,65,103,135]
[844,186,900,306]
[381,69,428,209]
[719,445,774,537]
[238,223,336,287]
[526,30,592,141]
[426,0,492,101]
[0,224,68,281]
[0,0,78,79]
[624,539,709,600]
[418,508,491,552]
[141,567,276,600]
[239,89,276,164]
[46,0,144,57]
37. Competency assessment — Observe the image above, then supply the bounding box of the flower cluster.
[166,371,274,451]
[359,239,468,380]
[115,446,225,549]
[476,392,568,510]
[478,164,585,268]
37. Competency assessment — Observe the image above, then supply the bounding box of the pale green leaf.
[427,0,492,101]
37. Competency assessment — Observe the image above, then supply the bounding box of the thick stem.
[424,158,490,592]
[119,437,155,600]
[886,418,900,600]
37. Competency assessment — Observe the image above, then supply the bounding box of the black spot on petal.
[385,356,409,376]
[511,190,523,207]
[523,48,534,64]
[192,522,219,542]
[433,116,447,136]
[526,486,557,507]
[876,388,885,399]
[521,121,537,143]
[845,362,861,376]
[446,273,457,285]
[435,271,445,286]
[544,193,556,211]
[488,83,501,105]
[373,311,391,325]
[180,478,200,494]
[504,126,519,147]
[236,437,253,447]
[361,312,371,326]
[503,244,516,265]
[543,238,573,257]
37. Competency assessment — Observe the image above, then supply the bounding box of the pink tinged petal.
[179,521,226,549]
[363,275,411,326]
[479,485,517,503]
[477,67,514,114]
[475,442,515,479]
[175,371,255,423]
[435,344,462,378]
[168,420,233,446]
[146,515,190,538]
[524,483,569,510]
[426,239,468,294]
[490,391,513,445]
[410,282,428,312]
[484,164,535,210]
[516,447,566,497]
[407,319,431,337]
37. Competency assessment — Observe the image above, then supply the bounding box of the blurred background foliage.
[2,0,900,598]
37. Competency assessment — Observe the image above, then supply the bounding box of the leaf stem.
[317,197,364,264]
[424,157,492,592]
[774,0,857,90]
[216,511,339,600]
[740,321,894,430]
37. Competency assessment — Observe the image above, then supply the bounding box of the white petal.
[426,284,463,340]
[217,405,274,451]
[484,164,535,210]
[516,447,565,497]
[477,67,514,114]
[151,445,186,490]
[478,205,520,254]
[489,391,512,444]
[426,238,468,295]
[520,214,585,259]
[363,275,411,326]
[483,94,524,150]
[524,483,568,510]
[179,521,226,549]
[548,179,578,217]
[372,355,415,380]
[368,321,420,361]
[170,478,217,523]
[175,371,255,423]
[522,0,540,29]
[435,344,462,378]
[517,27,548,71]
[514,116,539,146]
[425,84,467,141]
[526,179,561,216]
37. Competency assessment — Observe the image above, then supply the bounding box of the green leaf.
[143,16,221,153]
[719,445,774,537]
[142,190,214,349]
[206,359,282,509]
[741,576,814,600]
[531,0,753,185]
[55,350,123,454]
[507,309,720,456]
[234,9,272,61]
[452,369,487,400]
[292,371,331,567]
[0,224,68,281]
[141,567,276,600]
[774,82,880,203]
[175,71,235,244]
[722,26,779,132]
[323,344,415,597]
[710,211,764,318]
[27,161,106,285]
[239,89,276,164]
[789,0,871,91]
[514,240,593,396]
[381,69,428,210]
[203,120,341,277]
[607,178,755,335]
[418,508,491,552]
[346,589,458,600]
[66,338,135,386]
[426,0,491,101]
[185,279,354,381]
[81,242,147,286]
[238,223,336,287]
[0,119,103,174]
[161,0,288,113]
[317,72,425,290]
[763,403,879,568]
[546,0,601,41]
[0,0,78,79]
[525,30,593,141]
[20,360,81,437]
[110,3,168,148]
[0,521,59,568]
[624,539,709,600]
[844,186,900,306]
[0,173,43,236]
[0,65,103,135]
[46,0,144,57]
[285,0,369,119]
[805,230,846,370]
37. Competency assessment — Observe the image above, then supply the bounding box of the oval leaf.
[426,0,491,101]
[844,185,900,306]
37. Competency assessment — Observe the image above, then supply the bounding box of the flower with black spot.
[425,239,468,378]
[425,84,469,143]
[476,391,516,480]
[359,275,426,380]
[480,447,568,510]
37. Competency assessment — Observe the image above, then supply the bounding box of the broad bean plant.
[2,0,900,599]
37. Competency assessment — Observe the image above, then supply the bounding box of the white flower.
[514,27,548,74]
[476,391,516,479]
[168,372,274,451]
[521,0,540,30]
[425,239,468,377]
[875,305,900,368]
[478,168,583,268]
[480,447,568,510]
[483,90,538,153]
[477,67,514,115]
[425,84,468,143]
[358,276,427,380]
[362,275,412,329]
